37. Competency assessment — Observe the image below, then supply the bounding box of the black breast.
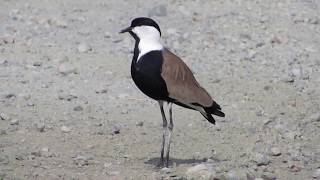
[131,50,169,101]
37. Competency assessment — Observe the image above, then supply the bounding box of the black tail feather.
[200,112,216,125]
[204,101,225,117]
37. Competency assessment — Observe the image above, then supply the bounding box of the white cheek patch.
[132,26,163,60]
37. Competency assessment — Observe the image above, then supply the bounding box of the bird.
[120,17,225,167]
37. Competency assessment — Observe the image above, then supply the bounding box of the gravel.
[61,126,72,133]
[0,0,319,179]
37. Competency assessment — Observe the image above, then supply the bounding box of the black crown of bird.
[120,17,225,167]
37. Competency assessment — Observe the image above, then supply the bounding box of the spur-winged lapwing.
[120,17,225,167]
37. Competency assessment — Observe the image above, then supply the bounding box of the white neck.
[132,26,163,60]
[138,38,163,60]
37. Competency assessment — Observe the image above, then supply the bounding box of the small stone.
[186,164,208,174]
[104,32,111,38]
[289,164,302,172]
[0,129,7,135]
[0,155,9,165]
[256,110,264,117]
[108,171,120,176]
[0,59,8,65]
[33,61,42,67]
[148,4,167,17]
[308,17,319,24]
[10,119,19,125]
[35,122,45,132]
[31,151,42,157]
[0,36,15,45]
[58,94,77,101]
[121,109,128,114]
[290,68,302,78]
[58,63,77,75]
[261,172,276,180]
[253,153,270,166]
[4,93,16,99]
[95,89,108,94]
[61,126,71,133]
[281,76,294,83]
[309,113,320,122]
[112,125,121,135]
[226,169,248,180]
[270,36,281,44]
[50,18,68,28]
[313,168,320,179]
[77,43,92,53]
[15,154,24,161]
[41,147,49,153]
[27,102,35,106]
[161,167,172,174]
[0,113,10,120]
[73,106,83,111]
[270,147,281,156]
[136,121,144,127]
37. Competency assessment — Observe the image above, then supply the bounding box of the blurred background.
[0,0,319,179]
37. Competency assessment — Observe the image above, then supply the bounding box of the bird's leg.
[158,101,167,167]
[165,102,174,167]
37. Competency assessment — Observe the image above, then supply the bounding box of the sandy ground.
[0,0,320,179]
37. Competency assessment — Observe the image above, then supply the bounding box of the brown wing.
[161,48,213,107]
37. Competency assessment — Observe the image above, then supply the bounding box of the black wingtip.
[200,112,216,125]
[213,110,225,117]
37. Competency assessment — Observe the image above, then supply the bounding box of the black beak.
[119,26,132,34]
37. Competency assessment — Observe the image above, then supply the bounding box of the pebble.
[0,36,15,45]
[0,59,8,65]
[10,119,19,125]
[289,164,302,172]
[73,105,83,111]
[58,94,77,101]
[136,121,144,127]
[35,122,45,132]
[108,171,120,176]
[261,172,276,180]
[309,113,320,122]
[4,93,16,99]
[77,43,92,53]
[58,63,78,75]
[280,76,294,83]
[148,4,167,17]
[0,129,7,135]
[49,17,68,28]
[313,168,320,179]
[0,155,9,165]
[186,164,208,174]
[290,67,302,78]
[0,112,10,120]
[226,169,248,180]
[270,147,281,156]
[253,153,270,166]
[104,31,111,38]
[61,126,72,133]
[112,125,121,135]
[95,88,108,94]
[160,167,172,174]
[270,36,282,44]
[27,102,35,106]
[33,61,42,67]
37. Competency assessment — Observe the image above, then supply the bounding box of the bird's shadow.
[145,157,205,167]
